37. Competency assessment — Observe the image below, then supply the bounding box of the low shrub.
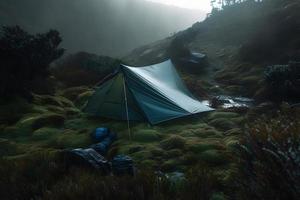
[264,62,300,100]
[181,164,223,200]
[0,150,65,200]
[234,112,300,200]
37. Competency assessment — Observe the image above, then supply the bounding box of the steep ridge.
[124,0,300,98]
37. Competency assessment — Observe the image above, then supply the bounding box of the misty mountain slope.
[0,0,205,57]
[124,0,300,97]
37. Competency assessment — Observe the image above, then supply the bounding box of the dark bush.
[181,164,222,200]
[0,26,64,100]
[0,97,32,124]
[0,151,66,200]
[0,153,168,200]
[264,61,300,100]
[52,52,121,87]
[234,111,300,200]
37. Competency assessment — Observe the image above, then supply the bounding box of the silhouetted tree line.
[210,0,295,11]
[0,26,64,101]
[210,0,276,11]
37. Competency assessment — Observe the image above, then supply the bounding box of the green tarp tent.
[84,59,213,124]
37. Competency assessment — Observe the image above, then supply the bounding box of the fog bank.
[0,0,206,57]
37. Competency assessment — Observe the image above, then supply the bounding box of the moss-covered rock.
[31,106,49,114]
[64,107,81,116]
[140,159,157,169]
[14,113,65,135]
[132,129,161,143]
[208,118,236,131]
[6,148,60,164]
[224,128,242,136]
[193,127,223,138]
[130,150,152,161]
[223,136,239,149]
[165,149,182,158]
[188,142,222,154]
[160,135,186,150]
[149,147,165,157]
[31,114,66,130]
[45,105,66,114]
[60,86,91,101]
[199,150,228,165]
[178,123,217,138]
[33,94,74,108]
[119,143,145,154]
[231,117,245,125]
[32,127,61,141]
[161,159,181,171]
[179,128,199,137]
[128,145,144,154]
[47,129,90,149]
[75,91,94,107]
[64,118,90,130]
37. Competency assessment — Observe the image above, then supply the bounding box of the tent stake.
[123,75,131,140]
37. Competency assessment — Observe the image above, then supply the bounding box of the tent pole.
[123,75,131,140]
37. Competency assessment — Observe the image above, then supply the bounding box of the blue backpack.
[92,127,110,142]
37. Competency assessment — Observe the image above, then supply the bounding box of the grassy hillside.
[124,0,300,98]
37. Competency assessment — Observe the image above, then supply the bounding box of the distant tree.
[0,26,64,100]
[264,62,300,100]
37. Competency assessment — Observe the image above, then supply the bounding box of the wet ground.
[202,95,254,109]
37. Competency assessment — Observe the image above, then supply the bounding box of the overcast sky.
[146,0,212,12]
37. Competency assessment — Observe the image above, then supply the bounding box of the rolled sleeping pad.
[65,148,111,173]
[90,131,117,155]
